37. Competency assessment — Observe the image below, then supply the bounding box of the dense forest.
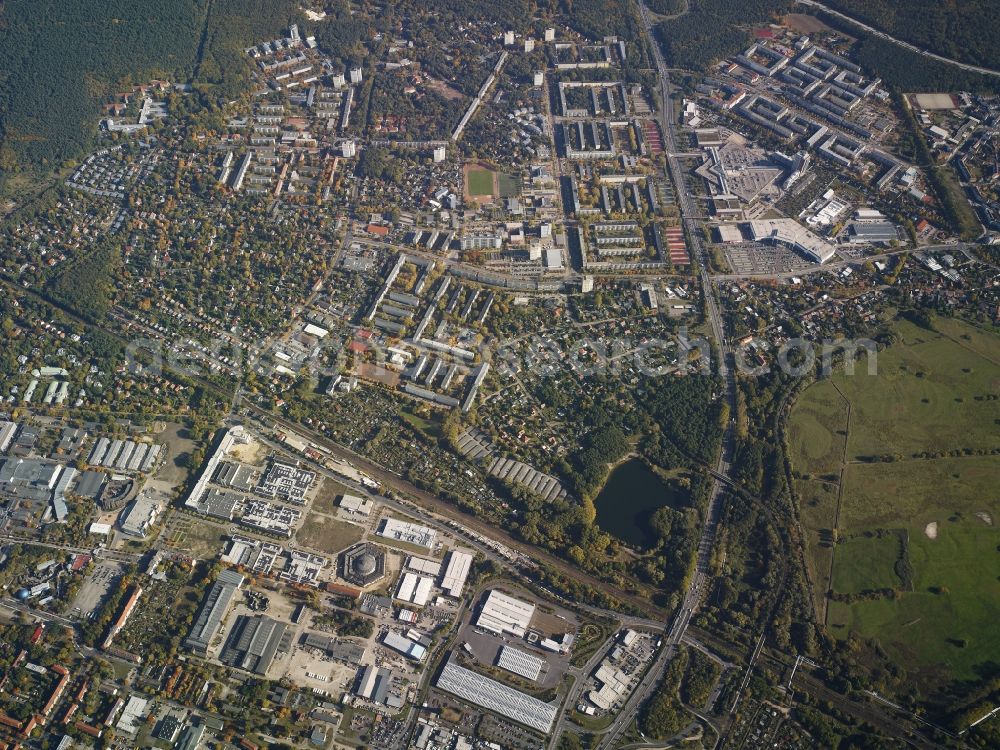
[0,0,299,190]
[654,0,790,71]
[822,0,1000,72]
[310,7,370,68]
[805,11,1000,95]
[647,0,686,16]
[48,239,121,322]
[640,647,691,738]
[560,0,639,41]
[0,0,205,183]
[642,374,725,467]
[854,35,1000,94]
[421,0,536,28]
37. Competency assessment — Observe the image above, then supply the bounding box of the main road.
[594,3,738,747]
[641,0,736,637]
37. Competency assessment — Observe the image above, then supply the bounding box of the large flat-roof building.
[406,555,442,577]
[219,614,288,675]
[377,517,437,549]
[395,572,434,606]
[117,493,160,538]
[0,457,62,492]
[459,234,503,251]
[435,659,557,733]
[184,569,244,655]
[354,665,392,703]
[382,630,427,661]
[256,460,314,505]
[221,535,282,575]
[0,422,17,454]
[588,661,631,710]
[496,645,545,681]
[745,218,836,263]
[302,632,367,665]
[475,590,535,638]
[846,220,898,244]
[183,426,250,514]
[214,461,257,492]
[177,723,206,750]
[116,696,149,735]
[0,457,72,523]
[440,549,473,598]
[74,471,107,501]
[339,493,374,516]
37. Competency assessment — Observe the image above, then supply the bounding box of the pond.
[594,458,685,548]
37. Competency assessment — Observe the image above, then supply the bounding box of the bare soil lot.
[296,512,365,556]
[70,561,122,618]
[783,13,836,34]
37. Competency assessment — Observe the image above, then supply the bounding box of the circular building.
[341,543,386,587]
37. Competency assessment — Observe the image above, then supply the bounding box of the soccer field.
[466,168,495,196]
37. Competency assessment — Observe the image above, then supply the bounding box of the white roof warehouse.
[435,659,557,733]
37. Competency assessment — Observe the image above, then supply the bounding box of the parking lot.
[70,560,122,619]
[282,639,352,698]
[724,241,816,275]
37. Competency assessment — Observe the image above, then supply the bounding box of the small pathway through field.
[822,379,852,625]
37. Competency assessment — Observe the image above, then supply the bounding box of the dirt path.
[822,379,852,626]
[936,327,1000,368]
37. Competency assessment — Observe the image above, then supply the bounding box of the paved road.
[0,535,142,564]
[645,0,736,636]
[796,0,1000,79]
[594,4,739,748]
[1,597,79,628]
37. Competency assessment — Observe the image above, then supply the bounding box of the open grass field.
[466,168,497,197]
[313,477,356,510]
[827,521,1000,682]
[787,378,848,478]
[830,533,903,595]
[834,319,1000,460]
[295,513,364,555]
[397,408,443,440]
[782,13,836,35]
[795,479,838,612]
[161,514,230,558]
[497,172,521,198]
[932,316,1000,364]
[793,319,1000,469]
[839,456,999,531]
[788,316,1000,684]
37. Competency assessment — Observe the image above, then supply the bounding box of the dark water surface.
[594,458,684,547]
